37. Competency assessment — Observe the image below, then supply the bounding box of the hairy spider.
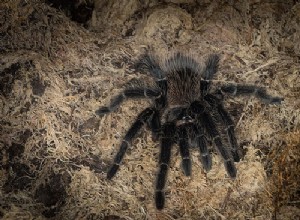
[96,52,283,209]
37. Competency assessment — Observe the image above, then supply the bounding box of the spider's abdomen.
[163,53,202,106]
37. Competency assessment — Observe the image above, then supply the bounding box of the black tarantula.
[96,52,283,209]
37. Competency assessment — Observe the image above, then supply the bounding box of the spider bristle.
[165,52,201,70]
[163,52,203,105]
[203,54,220,80]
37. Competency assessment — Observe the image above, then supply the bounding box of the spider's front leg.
[220,84,283,104]
[201,54,220,96]
[155,122,176,210]
[106,107,155,179]
[95,88,161,115]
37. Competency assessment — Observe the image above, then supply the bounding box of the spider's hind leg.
[192,124,212,171]
[216,103,241,162]
[190,101,237,178]
[205,94,241,162]
[107,107,155,179]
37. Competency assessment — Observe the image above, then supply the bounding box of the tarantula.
[96,52,283,209]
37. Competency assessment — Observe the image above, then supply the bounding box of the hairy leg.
[190,101,237,178]
[155,122,176,209]
[147,108,161,141]
[201,54,220,95]
[96,88,161,115]
[134,53,165,79]
[178,125,192,176]
[134,53,167,109]
[107,108,155,179]
[221,84,283,104]
[193,124,212,171]
[204,94,240,162]
[216,104,240,162]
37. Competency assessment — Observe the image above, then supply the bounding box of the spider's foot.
[155,191,165,210]
[224,160,237,178]
[201,155,212,172]
[151,132,160,142]
[231,150,241,162]
[181,159,192,176]
[95,107,110,115]
[107,164,119,180]
[269,97,284,105]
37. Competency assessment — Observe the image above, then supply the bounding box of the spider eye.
[182,116,192,121]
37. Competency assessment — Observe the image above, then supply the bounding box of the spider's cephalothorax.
[96,52,283,209]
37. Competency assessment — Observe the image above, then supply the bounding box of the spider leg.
[201,54,220,96]
[134,53,165,79]
[193,124,212,171]
[190,101,237,178]
[148,108,161,141]
[220,84,283,104]
[155,122,176,210]
[96,88,161,115]
[204,94,240,162]
[178,125,192,176]
[154,80,167,109]
[135,53,168,109]
[107,108,155,179]
[216,104,240,162]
